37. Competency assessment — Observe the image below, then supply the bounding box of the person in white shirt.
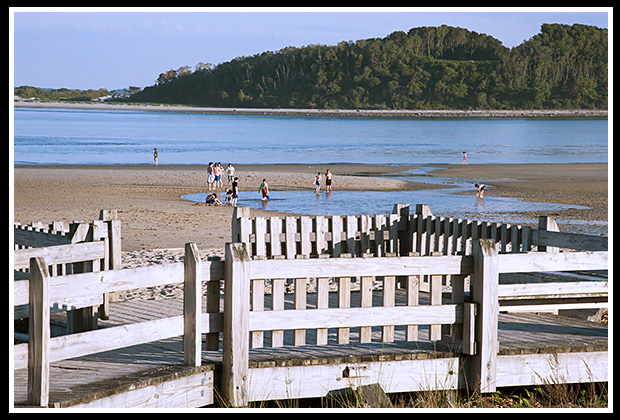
[226,163,236,185]
[475,183,485,198]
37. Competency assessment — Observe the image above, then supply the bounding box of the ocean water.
[13,107,608,166]
[14,107,608,232]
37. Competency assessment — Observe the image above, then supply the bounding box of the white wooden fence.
[13,206,608,408]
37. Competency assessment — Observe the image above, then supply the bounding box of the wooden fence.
[13,210,121,332]
[14,242,608,407]
[232,204,607,294]
[221,239,607,406]
[13,206,608,408]
[232,203,607,258]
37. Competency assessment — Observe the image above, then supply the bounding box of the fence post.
[184,243,202,367]
[231,206,251,243]
[222,242,250,407]
[392,203,411,255]
[99,210,122,320]
[538,215,560,253]
[27,256,50,407]
[469,239,500,394]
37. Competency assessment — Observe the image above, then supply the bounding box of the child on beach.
[475,183,485,198]
[231,177,239,206]
[205,193,223,205]
[213,163,221,189]
[314,172,321,193]
[226,163,235,185]
[207,162,215,191]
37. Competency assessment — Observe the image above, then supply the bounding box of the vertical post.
[28,257,50,407]
[222,242,250,407]
[538,215,560,253]
[469,239,499,393]
[392,203,411,255]
[184,243,202,367]
[416,204,433,292]
[316,274,330,345]
[231,206,251,243]
[99,210,122,320]
[67,222,97,333]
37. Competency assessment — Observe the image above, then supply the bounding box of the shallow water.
[181,173,607,235]
[183,188,587,217]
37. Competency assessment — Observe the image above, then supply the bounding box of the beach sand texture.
[14,162,607,251]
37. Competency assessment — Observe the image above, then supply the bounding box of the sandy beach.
[13,162,608,253]
[12,163,429,253]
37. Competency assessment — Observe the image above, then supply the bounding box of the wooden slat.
[498,281,608,300]
[14,241,106,270]
[249,304,463,332]
[249,254,472,280]
[14,260,225,308]
[533,229,608,251]
[498,251,608,273]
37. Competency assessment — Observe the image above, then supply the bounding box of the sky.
[10,7,611,91]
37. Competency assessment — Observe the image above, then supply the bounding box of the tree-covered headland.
[130,24,607,111]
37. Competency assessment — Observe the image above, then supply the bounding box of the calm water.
[14,107,608,233]
[13,107,608,165]
[182,178,607,235]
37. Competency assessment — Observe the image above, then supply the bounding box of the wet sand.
[428,162,609,225]
[13,162,608,254]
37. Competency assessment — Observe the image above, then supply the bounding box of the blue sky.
[10,7,611,91]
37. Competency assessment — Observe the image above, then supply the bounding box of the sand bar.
[13,162,608,253]
[14,101,608,118]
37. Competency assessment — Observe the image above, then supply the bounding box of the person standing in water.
[314,172,321,193]
[153,148,159,166]
[325,169,333,192]
[462,151,467,164]
[259,179,269,200]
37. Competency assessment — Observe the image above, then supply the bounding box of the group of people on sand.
[313,169,333,193]
[205,162,239,206]
[207,162,236,191]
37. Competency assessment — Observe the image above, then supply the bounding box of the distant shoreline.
[13,101,608,118]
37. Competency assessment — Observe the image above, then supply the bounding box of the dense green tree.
[124,24,607,110]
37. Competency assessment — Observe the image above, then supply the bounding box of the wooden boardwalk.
[13,286,607,407]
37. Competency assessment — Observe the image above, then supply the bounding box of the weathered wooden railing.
[13,210,122,332]
[13,242,222,407]
[14,204,608,408]
[221,240,608,406]
[14,238,608,407]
